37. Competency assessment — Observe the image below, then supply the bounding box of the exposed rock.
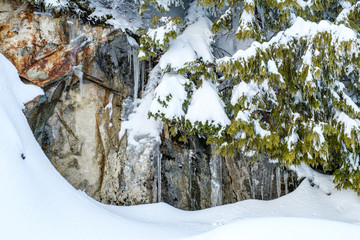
[115,137,159,205]
[160,135,300,210]
[44,83,110,198]
[23,80,65,139]
[0,3,135,202]
[161,135,212,210]
[94,30,134,94]
[222,154,300,203]
[0,0,23,15]
[0,3,107,87]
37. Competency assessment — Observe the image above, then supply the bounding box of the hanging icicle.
[67,20,76,44]
[133,48,140,100]
[73,65,84,99]
[148,55,152,73]
[126,34,140,101]
[157,154,162,202]
[210,146,223,207]
[284,171,289,195]
[128,47,132,70]
[141,60,145,97]
[276,167,281,198]
[189,150,193,209]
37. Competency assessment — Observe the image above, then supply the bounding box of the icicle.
[252,179,256,199]
[157,154,162,202]
[105,93,114,127]
[68,20,86,46]
[128,48,132,70]
[73,65,84,99]
[148,55,152,72]
[269,168,274,198]
[67,20,76,43]
[141,60,145,97]
[126,35,141,100]
[246,174,254,199]
[210,146,223,207]
[79,71,84,99]
[189,150,193,209]
[276,167,281,198]
[133,48,140,100]
[284,171,289,195]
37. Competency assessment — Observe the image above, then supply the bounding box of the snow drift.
[1,53,360,240]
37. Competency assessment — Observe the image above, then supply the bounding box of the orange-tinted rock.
[0,9,97,87]
[23,49,76,87]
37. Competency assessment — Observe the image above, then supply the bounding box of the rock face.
[222,155,299,203]
[161,136,212,210]
[160,135,299,210]
[1,1,301,210]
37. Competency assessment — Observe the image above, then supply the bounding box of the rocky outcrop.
[160,134,300,210]
[222,155,299,203]
[0,1,135,203]
[161,136,212,210]
[1,3,81,86]
[1,1,302,210]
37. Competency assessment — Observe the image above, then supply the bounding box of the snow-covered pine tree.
[141,0,360,194]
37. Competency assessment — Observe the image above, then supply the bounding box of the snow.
[253,120,271,137]
[150,73,189,120]
[221,16,359,65]
[152,0,183,12]
[43,0,144,32]
[297,0,312,9]
[336,2,360,24]
[268,59,284,82]
[231,81,260,106]
[0,54,43,107]
[44,0,69,8]
[236,110,251,123]
[105,93,113,122]
[119,93,162,146]
[127,35,139,48]
[186,80,230,127]
[146,17,180,47]
[1,53,360,239]
[119,65,163,147]
[231,80,275,137]
[184,1,208,25]
[335,111,360,137]
[159,17,214,70]
[237,7,257,34]
[313,124,326,151]
[285,130,299,151]
[188,217,360,240]
[149,18,230,129]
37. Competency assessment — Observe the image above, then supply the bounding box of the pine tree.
[141,0,360,194]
